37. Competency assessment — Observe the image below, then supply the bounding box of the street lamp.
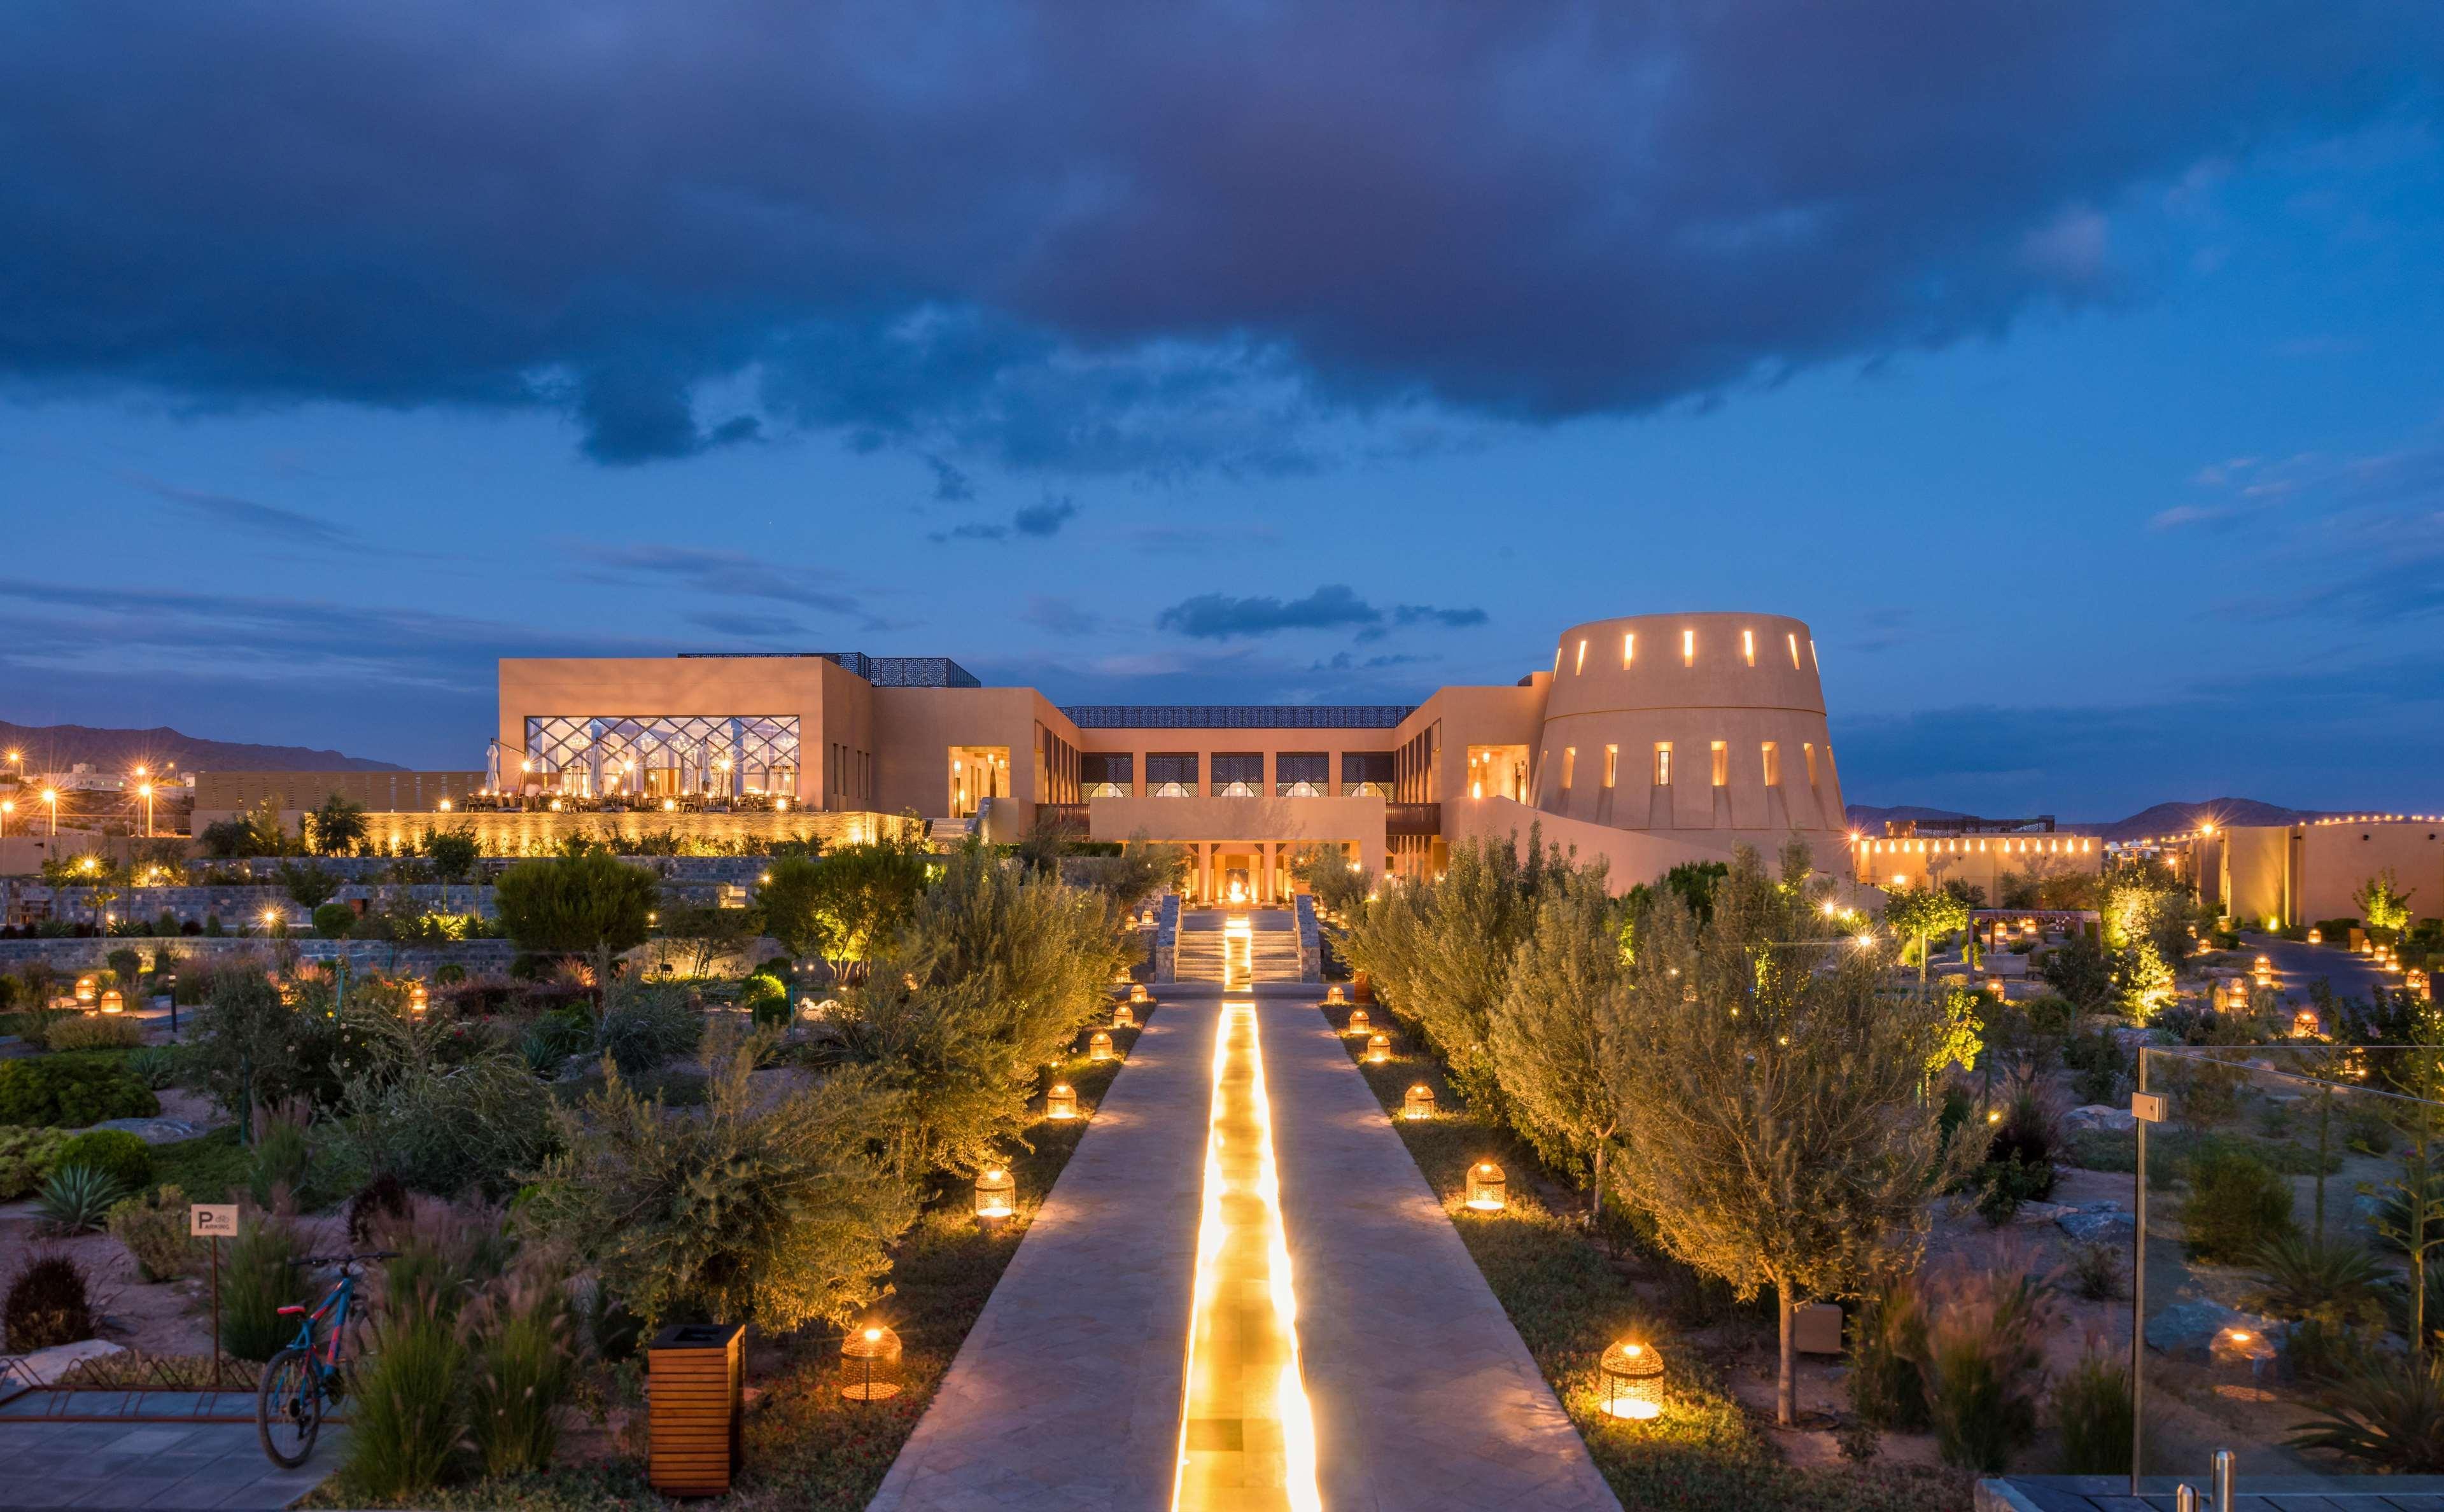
[39,787,57,837]
[136,781,154,839]
[0,797,11,837]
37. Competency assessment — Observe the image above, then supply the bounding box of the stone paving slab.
[865,997,1216,1512]
[1261,989,1621,1512]
[0,1417,343,1509]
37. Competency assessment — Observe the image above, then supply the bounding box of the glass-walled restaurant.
[510,715,800,801]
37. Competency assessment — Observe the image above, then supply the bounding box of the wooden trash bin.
[648,1322,745,1497]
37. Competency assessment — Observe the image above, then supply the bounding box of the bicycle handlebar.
[287,1250,401,1270]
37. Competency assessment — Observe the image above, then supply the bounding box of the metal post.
[2213,1448,2234,1512]
[209,1235,221,1390]
[2130,1047,2149,1495]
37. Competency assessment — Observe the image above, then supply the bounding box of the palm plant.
[2290,1355,2444,1472]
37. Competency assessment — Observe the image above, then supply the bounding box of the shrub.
[56,1128,153,1191]
[4,1251,96,1350]
[0,1057,160,1127]
[2290,1354,2444,1472]
[594,982,701,1074]
[108,1184,203,1281]
[2181,1145,2296,1264]
[1976,1154,2055,1226]
[38,1165,130,1234]
[0,1126,70,1199]
[2051,1352,2134,1474]
[312,902,357,939]
[248,1121,311,1208]
[467,1272,573,1476]
[341,1033,555,1199]
[43,1015,146,1052]
[221,1213,307,1361]
[494,852,657,956]
[346,1173,414,1245]
[341,1291,464,1499]
[1848,1285,1930,1432]
[105,947,144,982]
[741,971,789,1029]
[2062,1242,2124,1301]
[1915,1266,2051,1473]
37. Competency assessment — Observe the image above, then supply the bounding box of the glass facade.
[1211,753,1263,796]
[1275,752,1329,796]
[1342,751,1394,798]
[1081,752,1133,798]
[1146,752,1199,797]
[523,715,799,798]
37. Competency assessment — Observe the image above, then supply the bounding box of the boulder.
[2146,1300,2276,1359]
[86,1117,204,1145]
[0,1338,124,1386]
[2063,1104,2137,1135]
[2058,1207,2137,1242]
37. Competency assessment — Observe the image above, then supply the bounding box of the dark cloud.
[1019,596,1102,637]
[1012,497,1076,537]
[929,496,1078,543]
[1393,604,1487,629]
[685,610,806,640]
[130,474,356,547]
[924,454,976,503]
[2,1,2429,468]
[1312,650,1436,673]
[1156,585,1381,640]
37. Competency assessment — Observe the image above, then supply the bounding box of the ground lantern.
[74,975,96,1006]
[1089,1030,1114,1063]
[839,1324,903,1402]
[1599,1340,1666,1420]
[1464,1161,1507,1212]
[1346,1007,1370,1035]
[98,988,123,1015]
[1403,1084,1436,1121]
[974,1167,1015,1222]
[1365,1032,1390,1063]
[1046,1083,1079,1120]
[1113,1004,1135,1029]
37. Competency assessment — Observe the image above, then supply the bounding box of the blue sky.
[3,2,2441,818]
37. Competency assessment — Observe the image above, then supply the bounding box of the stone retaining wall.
[0,936,521,976]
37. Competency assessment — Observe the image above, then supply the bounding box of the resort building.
[2195,815,2444,930]
[190,612,1856,899]
[1850,816,2102,900]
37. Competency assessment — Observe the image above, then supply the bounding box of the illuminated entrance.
[1172,1001,1323,1512]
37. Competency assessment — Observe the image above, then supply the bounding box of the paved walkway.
[0,1415,344,1509]
[869,983,1617,1512]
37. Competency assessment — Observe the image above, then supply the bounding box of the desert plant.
[41,1015,146,1052]
[527,1024,916,1333]
[594,981,702,1074]
[2062,1242,2124,1302]
[341,1290,463,1498]
[56,1128,153,1191]
[2290,1354,2444,1472]
[1909,1262,2052,1473]
[120,1045,185,1089]
[2182,1145,2296,1264]
[467,1270,573,1476]
[38,1164,130,1234]
[248,1121,311,1208]
[0,1126,71,1199]
[312,902,357,939]
[346,1173,414,1245]
[108,1184,204,1281]
[1848,1284,1930,1433]
[4,1251,96,1350]
[222,1212,307,1361]
[1976,1154,2054,1227]
[493,851,657,957]
[339,1019,556,1198]
[2051,1352,2134,1474]
[2252,1234,2388,1322]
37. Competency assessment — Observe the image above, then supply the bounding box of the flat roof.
[1060,705,1417,729]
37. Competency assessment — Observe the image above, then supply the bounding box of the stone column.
[1260,841,1277,904]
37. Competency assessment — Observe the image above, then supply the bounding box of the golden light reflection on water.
[1171,1000,1323,1512]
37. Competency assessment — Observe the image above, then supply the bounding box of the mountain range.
[1846,797,2324,845]
[0,720,401,774]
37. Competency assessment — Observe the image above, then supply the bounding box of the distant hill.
[1849,796,2325,844]
[0,720,402,774]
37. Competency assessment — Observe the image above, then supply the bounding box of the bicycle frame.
[280,1270,358,1382]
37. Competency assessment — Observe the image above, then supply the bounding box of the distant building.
[1850,815,2102,899]
[2195,814,2444,930]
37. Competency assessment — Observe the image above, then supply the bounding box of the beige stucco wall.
[871,687,1079,815]
[2221,820,2444,928]
[1851,833,2102,896]
[1442,796,1855,895]
[1530,612,1844,837]
[1394,683,1549,803]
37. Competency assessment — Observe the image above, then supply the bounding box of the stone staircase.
[927,816,974,850]
[1173,909,1307,985]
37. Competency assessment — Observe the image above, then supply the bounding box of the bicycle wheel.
[256,1346,323,1468]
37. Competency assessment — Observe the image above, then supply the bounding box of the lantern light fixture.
[74,974,97,1005]
[973,1166,1015,1222]
[1599,1340,1666,1420]
[1089,1030,1114,1063]
[1130,983,1149,1005]
[1113,1004,1135,1029]
[1365,1032,1390,1063]
[1324,984,1345,1005]
[839,1324,903,1402]
[1046,1082,1079,1120]
[1464,1161,1508,1212]
[410,983,430,1019]
[99,987,125,1016]
[1403,1084,1436,1120]
[1346,1007,1371,1035]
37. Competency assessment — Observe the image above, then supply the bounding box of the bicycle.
[256,1250,397,1468]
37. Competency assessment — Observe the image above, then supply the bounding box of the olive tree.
[2357,867,2417,938]
[1883,885,1970,986]
[757,839,934,984]
[1613,843,1979,1425]
[494,851,658,957]
[1487,865,1629,1216]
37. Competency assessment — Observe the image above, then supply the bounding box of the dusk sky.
[3,2,2441,818]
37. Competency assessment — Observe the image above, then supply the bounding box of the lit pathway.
[866,982,1616,1511]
